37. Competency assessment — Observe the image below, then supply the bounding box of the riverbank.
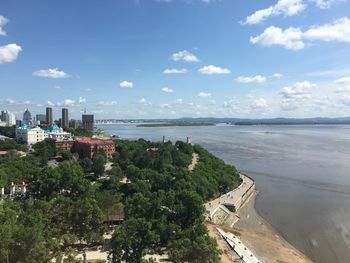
[206,174,313,263]
[233,190,312,263]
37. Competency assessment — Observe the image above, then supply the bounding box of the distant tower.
[22,109,32,125]
[46,107,53,125]
[162,136,165,143]
[186,136,192,144]
[62,108,69,128]
[82,113,94,132]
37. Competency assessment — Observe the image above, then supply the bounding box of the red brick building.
[74,138,115,158]
[55,140,75,151]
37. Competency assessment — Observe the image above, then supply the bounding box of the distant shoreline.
[234,122,350,125]
[136,122,215,127]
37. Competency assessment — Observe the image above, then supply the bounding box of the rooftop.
[75,137,114,145]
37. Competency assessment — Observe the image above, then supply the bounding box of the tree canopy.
[0,138,241,263]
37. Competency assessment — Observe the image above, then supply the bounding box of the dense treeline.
[0,138,241,263]
[0,138,27,151]
[0,125,16,138]
[110,139,241,262]
[64,127,93,137]
[191,144,241,200]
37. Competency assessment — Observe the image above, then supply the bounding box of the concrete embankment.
[205,173,313,263]
[204,174,255,225]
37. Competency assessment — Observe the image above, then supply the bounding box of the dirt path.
[188,152,199,171]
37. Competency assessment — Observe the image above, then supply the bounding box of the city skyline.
[1,0,350,119]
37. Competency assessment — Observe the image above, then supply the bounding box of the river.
[98,123,350,263]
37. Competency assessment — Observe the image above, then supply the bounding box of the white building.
[0,110,16,126]
[47,124,73,141]
[8,112,16,126]
[16,125,47,145]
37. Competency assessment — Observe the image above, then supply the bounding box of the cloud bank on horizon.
[1,0,350,119]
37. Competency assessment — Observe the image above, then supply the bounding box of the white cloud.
[78,97,87,104]
[280,81,316,110]
[175,98,183,105]
[161,87,174,93]
[251,17,350,50]
[33,68,71,78]
[58,99,76,107]
[119,80,134,89]
[334,76,350,84]
[55,97,86,107]
[198,65,231,75]
[0,15,9,36]
[139,98,152,106]
[273,73,284,78]
[160,98,183,109]
[163,68,188,74]
[250,26,304,50]
[253,98,269,109]
[171,50,199,62]
[0,44,22,64]
[160,103,171,109]
[47,101,55,107]
[236,75,267,83]
[98,101,118,106]
[197,92,212,98]
[241,0,306,25]
[335,86,350,93]
[312,0,343,9]
[303,17,350,42]
[281,80,316,99]
[5,98,31,106]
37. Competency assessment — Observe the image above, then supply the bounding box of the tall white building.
[8,112,16,126]
[0,110,16,126]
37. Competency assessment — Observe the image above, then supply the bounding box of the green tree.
[0,125,16,138]
[110,218,157,263]
[80,157,93,173]
[92,154,106,178]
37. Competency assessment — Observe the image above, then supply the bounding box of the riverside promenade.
[205,174,255,223]
[205,173,260,263]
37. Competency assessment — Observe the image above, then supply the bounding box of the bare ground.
[232,191,314,263]
[206,223,241,263]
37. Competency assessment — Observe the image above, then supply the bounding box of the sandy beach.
[218,190,313,263]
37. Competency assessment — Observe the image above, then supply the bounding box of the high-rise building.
[8,112,16,126]
[22,109,32,125]
[46,107,53,125]
[0,111,15,126]
[0,111,6,122]
[82,114,94,132]
[36,114,46,124]
[69,119,80,129]
[62,108,69,128]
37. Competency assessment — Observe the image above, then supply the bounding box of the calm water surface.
[99,124,350,263]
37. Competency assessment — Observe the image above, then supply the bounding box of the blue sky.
[1,0,350,119]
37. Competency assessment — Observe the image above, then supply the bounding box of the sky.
[1,0,350,120]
